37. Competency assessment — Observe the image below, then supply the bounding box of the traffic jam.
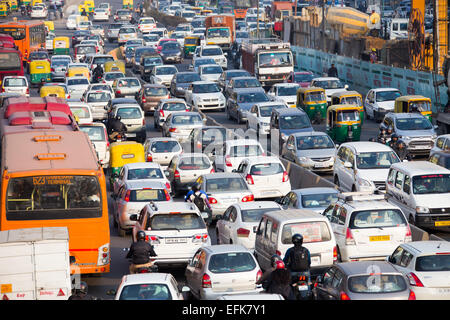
[0,0,448,302]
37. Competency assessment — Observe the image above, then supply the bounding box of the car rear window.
[150,140,181,153]
[129,189,167,202]
[205,177,248,192]
[87,92,111,102]
[415,254,450,272]
[171,114,202,124]
[117,107,142,119]
[150,213,205,230]
[127,168,163,180]
[281,221,332,244]
[79,125,105,141]
[229,145,263,157]
[118,78,141,87]
[209,252,256,273]
[119,284,172,300]
[4,78,26,87]
[178,156,210,170]
[105,72,125,80]
[145,87,168,96]
[348,274,407,293]
[250,163,283,176]
[301,193,338,208]
[241,207,281,222]
[162,102,186,111]
[71,106,91,118]
[349,209,407,229]
[68,78,89,86]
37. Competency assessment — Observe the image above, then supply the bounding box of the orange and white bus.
[1,130,110,274]
[0,20,46,62]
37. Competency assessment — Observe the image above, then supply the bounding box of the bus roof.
[0,20,44,27]
[3,130,100,173]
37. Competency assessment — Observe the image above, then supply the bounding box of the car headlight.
[357,178,372,187]
[261,121,270,126]
[431,134,437,140]
[416,206,429,214]
[298,157,309,162]
[402,135,411,140]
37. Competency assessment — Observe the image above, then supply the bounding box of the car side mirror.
[106,289,116,296]
[129,214,137,221]
[344,161,353,168]
[164,170,170,177]
[224,52,228,57]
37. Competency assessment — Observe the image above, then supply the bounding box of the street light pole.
[322,0,326,51]
[257,0,260,38]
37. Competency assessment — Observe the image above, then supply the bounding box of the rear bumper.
[412,287,450,300]
[200,287,263,300]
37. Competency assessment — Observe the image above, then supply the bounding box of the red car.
[286,71,314,87]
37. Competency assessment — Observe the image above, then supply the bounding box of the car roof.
[159,98,185,103]
[226,139,260,146]
[370,88,401,92]
[234,88,265,93]
[124,162,162,169]
[125,180,166,190]
[146,201,198,214]
[312,77,340,81]
[400,240,450,255]
[273,83,300,87]
[274,108,306,115]
[200,64,221,68]
[390,160,450,175]
[289,131,329,138]
[192,80,217,85]
[337,261,401,276]
[388,112,427,119]
[145,137,179,143]
[233,201,281,210]
[292,187,339,196]
[203,244,250,254]
[254,101,287,107]
[263,208,329,223]
[203,172,243,179]
[242,156,282,165]
[340,141,393,153]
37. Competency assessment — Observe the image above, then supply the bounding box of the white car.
[267,83,301,108]
[387,241,450,300]
[185,81,226,111]
[118,26,138,45]
[198,64,223,82]
[310,77,349,104]
[66,14,80,30]
[68,101,94,124]
[111,104,147,143]
[103,71,125,87]
[79,122,110,168]
[93,8,109,21]
[80,40,103,54]
[65,76,90,100]
[150,65,178,87]
[194,45,227,69]
[77,20,92,31]
[1,76,29,96]
[364,88,402,122]
[30,5,47,18]
[216,201,282,250]
[235,157,291,199]
[333,142,401,192]
[211,139,266,173]
[45,32,55,52]
[98,2,111,15]
[138,17,157,33]
[110,273,188,300]
[246,102,288,136]
[85,83,115,99]
[143,34,159,48]
[83,90,112,121]
[143,137,183,169]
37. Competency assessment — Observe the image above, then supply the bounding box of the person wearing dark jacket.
[328,64,338,77]
[264,260,296,300]
[108,115,127,141]
[283,234,311,285]
[68,281,98,300]
[126,231,157,274]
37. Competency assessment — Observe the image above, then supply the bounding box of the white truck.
[0,227,72,300]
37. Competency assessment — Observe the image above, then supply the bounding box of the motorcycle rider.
[283,234,311,287]
[185,183,212,225]
[263,260,295,300]
[92,64,104,83]
[108,115,127,141]
[377,128,388,144]
[388,133,399,149]
[257,254,283,286]
[393,139,411,161]
[126,230,157,274]
[68,281,98,300]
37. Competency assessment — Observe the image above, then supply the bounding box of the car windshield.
[416,254,450,272]
[207,28,229,37]
[143,35,159,42]
[177,73,201,83]
[172,114,202,124]
[209,252,256,273]
[259,52,292,67]
[127,168,163,180]
[409,100,432,112]
[294,73,314,82]
[87,92,110,102]
[162,102,186,111]
[4,78,26,87]
[348,275,407,293]
[70,107,90,118]
[277,86,298,96]
[150,213,205,230]
[193,83,220,93]
[234,78,260,88]
[238,92,269,103]
[202,65,222,74]
[105,73,125,80]
[250,163,283,176]
[119,284,172,300]
[230,144,263,157]
[163,42,180,50]
[206,177,248,192]
[395,117,432,130]
[314,80,345,89]
[156,67,177,75]
[412,174,450,194]
[117,107,142,119]
[150,140,181,153]
[305,91,326,102]
[79,126,105,141]
[301,193,338,208]
[281,221,332,244]
[376,90,401,102]
[68,78,89,86]
[178,156,210,170]
[93,57,114,64]
[143,57,163,66]
[118,10,130,16]
[296,135,334,150]
[350,209,407,229]
[337,110,360,122]
[241,207,281,223]
[202,48,222,56]
[280,115,311,130]
[356,151,400,169]
[145,87,168,96]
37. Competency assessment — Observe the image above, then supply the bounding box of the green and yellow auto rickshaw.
[123,0,133,10]
[53,36,70,55]
[394,95,432,121]
[29,60,51,86]
[8,0,17,11]
[84,0,94,13]
[183,36,200,58]
[0,3,8,16]
[326,104,362,143]
[331,90,364,125]
[109,141,145,185]
[296,87,327,124]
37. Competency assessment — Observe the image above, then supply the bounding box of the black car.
[71,30,91,47]
[170,72,202,98]
[132,46,158,73]
[139,54,163,81]
[160,41,183,64]
[186,126,232,153]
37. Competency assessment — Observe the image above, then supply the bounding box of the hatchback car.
[160,41,183,64]
[276,188,339,214]
[79,122,110,168]
[150,65,178,87]
[185,81,226,111]
[50,58,70,82]
[194,45,227,69]
[199,64,223,82]
[110,104,146,143]
[118,26,138,45]
[1,76,29,96]
[104,71,125,86]
[113,77,142,98]
[226,88,270,124]
[162,111,205,142]
[136,84,170,114]
[143,34,160,47]
[185,245,263,300]
[190,57,217,74]
[211,139,265,173]
[71,30,91,47]
[83,90,112,120]
[143,137,183,169]
[270,108,314,150]
[313,261,414,300]
[93,7,109,21]
[114,9,132,22]
[139,54,164,81]
[153,99,189,129]
[246,102,288,136]
[65,76,90,100]
[186,126,232,154]
[68,101,94,124]
[138,17,157,33]
[170,72,202,98]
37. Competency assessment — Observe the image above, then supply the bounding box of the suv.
[193,45,227,69]
[333,142,401,192]
[130,202,211,267]
[380,113,437,157]
[322,192,411,262]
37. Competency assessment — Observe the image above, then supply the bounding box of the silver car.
[84,90,112,120]
[162,111,206,142]
[113,77,142,98]
[65,76,90,101]
[282,131,336,172]
[143,137,183,169]
[153,98,189,129]
[276,187,339,214]
[195,173,254,219]
[50,58,70,82]
[185,245,263,300]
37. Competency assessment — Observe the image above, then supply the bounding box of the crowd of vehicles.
[0,0,448,302]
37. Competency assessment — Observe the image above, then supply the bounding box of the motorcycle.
[291,272,312,300]
[123,248,158,274]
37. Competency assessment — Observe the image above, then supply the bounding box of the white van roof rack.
[339,191,386,202]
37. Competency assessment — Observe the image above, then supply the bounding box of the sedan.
[143,34,159,47]
[215,201,282,249]
[114,9,132,22]
[170,72,202,98]
[185,245,263,300]
[246,102,288,136]
[226,88,270,124]
[113,77,142,98]
[224,76,262,99]
[93,8,109,21]
[199,64,223,82]
[276,187,339,214]
[162,112,206,142]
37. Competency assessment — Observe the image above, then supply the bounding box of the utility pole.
[322,0,326,52]
[257,0,260,38]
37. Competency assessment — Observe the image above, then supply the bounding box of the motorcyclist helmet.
[386,128,393,135]
[137,230,146,241]
[292,233,303,246]
[270,254,282,268]
[391,133,399,141]
[274,260,285,270]
[397,140,406,149]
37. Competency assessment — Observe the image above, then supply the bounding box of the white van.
[385,161,450,229]
[389,19,409,40]
[254,209,337,273]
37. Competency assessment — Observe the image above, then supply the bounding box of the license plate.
[438,288,450,294]
[262,190,276,196]
[311,256,320,266]
[414,145,429,149]
[297,285,309,291]
[126,133,136,137]
[165,238,187,244]
[223,198,238,203]
[370,235,391,241]
[435,221,450,227]
[314,163,329,168]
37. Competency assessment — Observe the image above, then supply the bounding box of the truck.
[241,38,294,87]
[0,227,72,300]
[205,15,236,51]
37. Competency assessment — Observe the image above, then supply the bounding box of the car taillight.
[209,197,217,204]
[333,246,338,262]
[408,290,416,300]
[164,189,171,201]
[405,225,412,242]
[174,170,180,180]
[142,118,146,125]
[225,155,232,167]
[196,141,202,149]
[147,154,153,162]
[159,110,164,117]
[202,273,211,288]
[26,87,29,94]
[237,228,250,237]
[142,96,146,103]
[282,171,289,182]
[407,272,424,287]
[124,190,130,202]
[193,233,208,243]
[340,291,351,300]
[147,235,160,244]
[51,67,54,72]
[165,182,171,191]
[246,174,254,185]
[116,90,121,95]
[345,228,356,245]
[256,270,262,282]
[169,128,177,132]
[210,168,215,173]
[1,87,4,93]
[241,194,254,202]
